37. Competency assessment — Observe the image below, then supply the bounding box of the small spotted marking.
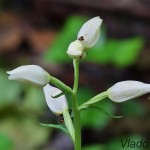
[78,36,84,41]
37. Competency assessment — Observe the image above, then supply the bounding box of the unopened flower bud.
[67,40,84,59]
[7,65,50,87]
[43,84,68,115]
[77,16,102,49]
[107,81,150,102]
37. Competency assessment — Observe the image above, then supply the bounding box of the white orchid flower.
[67,40,84,59]
[67,16,102,59]
[77,16,103,49]
[7,65,50,87]
[43,84,68,115]
[107,80,150,102]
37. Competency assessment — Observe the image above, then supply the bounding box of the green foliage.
[0,118,49,150]
[81,100,115,128]
[86,37,144,67]
[120,100,146,117]
[77,87,95,106]
[0,133,14,150]
[83,106,123,119]
[22,86,45,112]
[77,87,116,128]
[0,70,50,149]
[44,15,144,67]
[111,37,144,67]
[40,123,69,134]
[0,70,22,108]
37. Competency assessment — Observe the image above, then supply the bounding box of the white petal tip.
[7,71,11,74]
[77,16,103,49]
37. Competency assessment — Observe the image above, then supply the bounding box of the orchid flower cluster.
[7,17,150,150]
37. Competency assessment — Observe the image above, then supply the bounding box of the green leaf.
[86,36,144,67]
[81,105,123,119]
[112,37,144,67]
[80,99,116,128]
[0,133,14,150]
[40,123,69,134]
[63,110,75,141]
[77,87,116,128]
[86,39,118,64]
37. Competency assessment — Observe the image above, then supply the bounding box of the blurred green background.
[0,0,150,150]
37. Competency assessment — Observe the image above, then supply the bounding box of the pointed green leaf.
[63,110,75,142]
[39,123,69,134]
[81,106,123,119]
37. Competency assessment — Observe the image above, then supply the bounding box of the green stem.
[79,92,108,110]
[72,59,81,150]
[50,76,73,94]
[63,109,75,142]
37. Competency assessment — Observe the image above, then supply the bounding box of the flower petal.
[67,40,84,59]
[107,80,150,102]
[43,84,68,115]
[77,16,102,49]
[7,65,50,87]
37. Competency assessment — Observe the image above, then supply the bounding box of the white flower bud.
[7,65,50,87]
[107,81,150,102]
[43,84,68,115]
[77,16,102,49]
[67,40,84,59]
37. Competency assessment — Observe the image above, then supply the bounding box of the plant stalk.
[72,59,81,150]
[63,109,75,142]
[79,91,108,110]
[50,76,73,94]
